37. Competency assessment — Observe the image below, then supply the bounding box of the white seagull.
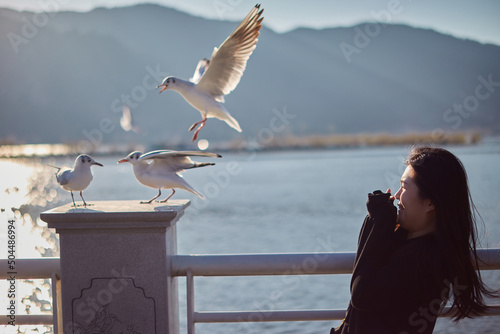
[157,4,264,141]
[120,105,139,133]
[118,150,222,204]
[48,154,103,207]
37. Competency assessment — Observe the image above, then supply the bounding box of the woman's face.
[394,165,436,238]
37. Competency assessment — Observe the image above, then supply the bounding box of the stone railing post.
[40,200,190,334]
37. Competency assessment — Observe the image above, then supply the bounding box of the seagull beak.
[93,162,104,167]
[117,159,128,164]
[157,84,168,93]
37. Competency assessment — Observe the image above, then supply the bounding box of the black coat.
[332,191,446,334]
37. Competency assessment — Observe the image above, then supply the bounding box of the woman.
[331,146,495,334]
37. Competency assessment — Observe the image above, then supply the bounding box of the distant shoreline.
[0,131,486,158]
[220,130,483,152]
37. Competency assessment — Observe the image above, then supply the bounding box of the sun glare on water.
[0,160,33,210]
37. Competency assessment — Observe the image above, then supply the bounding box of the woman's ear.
[423,198,435,214]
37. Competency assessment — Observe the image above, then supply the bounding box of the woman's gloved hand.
[366,189,397,219]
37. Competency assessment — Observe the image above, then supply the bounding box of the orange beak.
[117,159,128,164]
[158,84,168,93]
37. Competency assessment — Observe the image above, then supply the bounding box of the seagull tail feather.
[223,114,242,132]
[184,185,205,200]
[177,178,206,200]
[45,163,61,171]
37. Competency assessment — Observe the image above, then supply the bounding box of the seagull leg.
[80,191,88,207]
[189,117,207,142]
[188,118,205,131]
[192,120,207,141]
[159,189,175,203]
[70,191,76,207]
[141,189,162,204]
[192,122,206,141]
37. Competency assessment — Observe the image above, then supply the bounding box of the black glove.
[366,190,397,218]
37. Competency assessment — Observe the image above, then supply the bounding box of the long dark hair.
[405,146,495,320]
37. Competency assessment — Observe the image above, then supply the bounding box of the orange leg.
[189,117,207,141]
[188,118,204,131]
[159,189,175,203]
[192,122,206,141]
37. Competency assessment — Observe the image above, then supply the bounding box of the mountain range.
[1,4,499,147]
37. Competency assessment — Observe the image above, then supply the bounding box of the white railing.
[1,249,500,333]
[0,258,61,327]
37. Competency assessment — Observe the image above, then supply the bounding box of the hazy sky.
[1,0,499,45]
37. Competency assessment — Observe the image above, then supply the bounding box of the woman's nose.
[394,188,402,199]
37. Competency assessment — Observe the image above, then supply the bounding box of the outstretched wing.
[139,150,221,172]
[196,4,263,99]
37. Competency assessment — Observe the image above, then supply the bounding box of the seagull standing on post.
[49,154,103,207]
[118,150,222,204]
[157,4,264,141]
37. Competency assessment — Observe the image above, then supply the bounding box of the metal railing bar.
[1,249,498,280]
[51,273,63,334]
[171,253,354,277]
[0,258,60,279]
[187,270,195,334]
[476,248,500,270]
[171,249,500,277]
[3,306,499,327]
[0,314,53,325]
[193,309,347,323]
[438,305,500,317]
[192,306,500,324]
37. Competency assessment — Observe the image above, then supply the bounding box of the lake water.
[1,143,499,333]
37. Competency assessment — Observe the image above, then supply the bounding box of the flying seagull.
[120,105,139,133]
[157,4,264,141]
[118,150,222,204]
[48,154,103,207]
